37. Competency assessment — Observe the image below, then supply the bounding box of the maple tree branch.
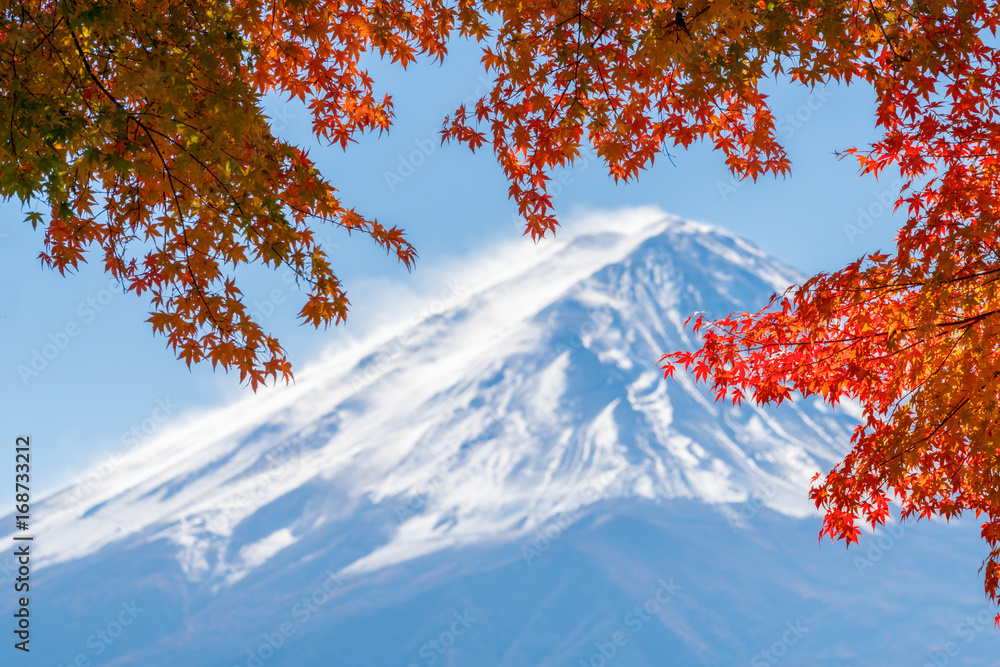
[867,0,911,63]
[62,17,228,333]
[58,3,322,299]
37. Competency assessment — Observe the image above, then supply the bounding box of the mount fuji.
[4,207,996,666]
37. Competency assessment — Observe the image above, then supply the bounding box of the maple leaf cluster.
[0,0,815,389]
[1,0,487,388]
[653,0,1000,614]
[0,0,868,388]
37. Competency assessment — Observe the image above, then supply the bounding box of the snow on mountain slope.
[11,207,858,594]
[8,207,1000,667]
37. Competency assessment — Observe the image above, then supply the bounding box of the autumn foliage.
[1,0,798,389]
[6,0,1000,609]
[0,0,477,387]
[654,0,1000,616]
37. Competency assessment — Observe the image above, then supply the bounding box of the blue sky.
[1,37,905,496]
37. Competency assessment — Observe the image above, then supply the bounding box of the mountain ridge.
[6,207,998,666]
[14,208,855,579]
